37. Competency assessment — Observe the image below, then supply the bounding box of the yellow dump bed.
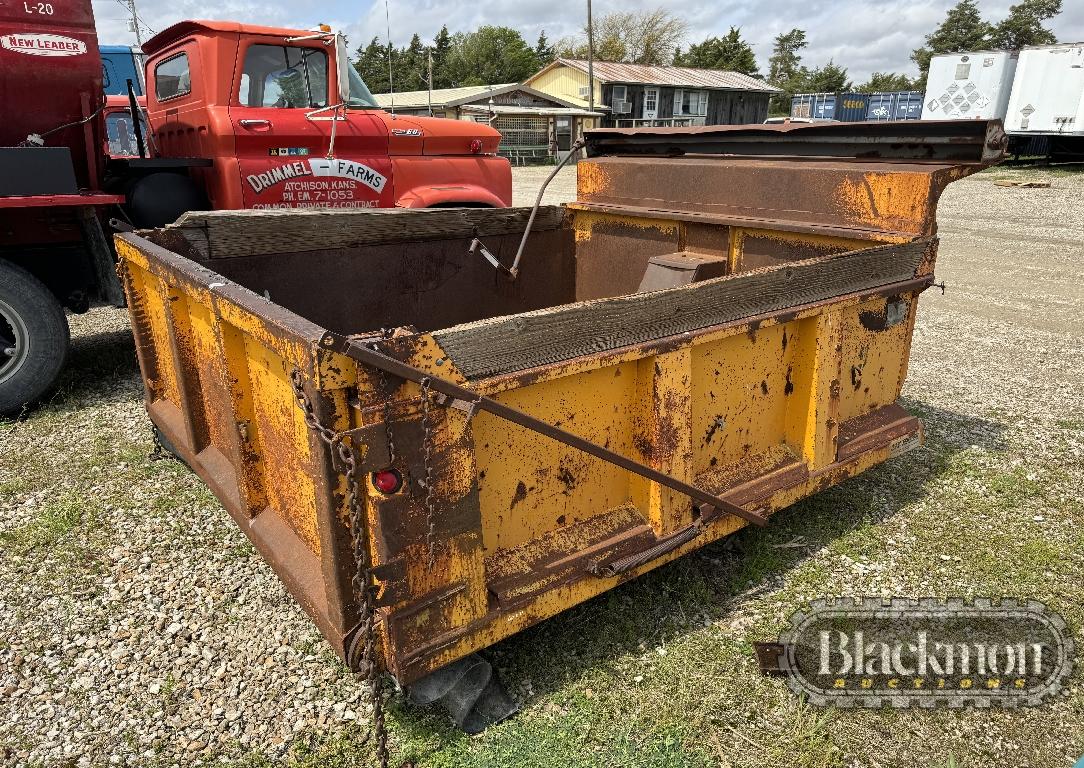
[115,120,1005,686]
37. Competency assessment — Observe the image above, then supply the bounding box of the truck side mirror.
[335,33,350,105]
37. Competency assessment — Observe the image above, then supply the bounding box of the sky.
[92,0,1084,83]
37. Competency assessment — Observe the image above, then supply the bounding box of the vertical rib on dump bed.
[116,121,1006,685]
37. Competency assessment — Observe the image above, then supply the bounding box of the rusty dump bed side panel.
[117,121,1004,685]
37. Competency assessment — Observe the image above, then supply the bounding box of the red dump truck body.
[0,1,105,190]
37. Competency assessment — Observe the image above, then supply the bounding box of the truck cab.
[139,21,511,215]
[100,45,143,96]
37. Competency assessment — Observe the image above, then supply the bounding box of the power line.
[107,0,156,43]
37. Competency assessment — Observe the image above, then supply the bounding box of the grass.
[0,495,88,555]
[7,408,1078,767]
[978,163,1084,182]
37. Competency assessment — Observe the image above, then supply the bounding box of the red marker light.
[469,139,482,154]
[372,469,402,494]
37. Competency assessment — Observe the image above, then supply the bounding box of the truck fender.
[394,185,505,209]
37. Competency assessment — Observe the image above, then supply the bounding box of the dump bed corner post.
[303,344,364,653]
[319,335,492,684]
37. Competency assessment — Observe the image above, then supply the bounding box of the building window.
[673,88,708,116]
[610,84,631,114]
[238,44,328,109]
[154,53,191,101]
[494,115,549,148]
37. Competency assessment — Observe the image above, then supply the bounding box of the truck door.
[229,41,393,209]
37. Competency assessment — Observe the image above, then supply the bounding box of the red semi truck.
[0,3,511,414]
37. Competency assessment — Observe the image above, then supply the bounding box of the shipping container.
[922,50,1017,121]
[113,121,1005,731]
[100,45,144,96]
[791,93,828,119]
[894,91,924,119]
[866,91,924,121]
[791,92,870,121]
[1004,43,1084,136]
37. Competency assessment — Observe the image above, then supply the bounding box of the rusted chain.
[418,377,439,569]
[288,369,389,768]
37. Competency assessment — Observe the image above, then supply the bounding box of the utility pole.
[586,0,595,114]
[384,0,395,114]
[127,0,143,46]
[427,49,433,117]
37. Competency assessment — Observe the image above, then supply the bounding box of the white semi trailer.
[922,50,1018,121]
[923,43,1084,161]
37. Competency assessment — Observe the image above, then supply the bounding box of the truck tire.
[0,260,70,416]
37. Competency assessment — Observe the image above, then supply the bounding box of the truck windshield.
[239,45,328,108]
[346,66,379,109]
[106,110,149,157]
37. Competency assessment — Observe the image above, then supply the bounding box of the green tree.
[593,19,630,62]
[353,37,390,93]
[534,30,556,66]
[910,0,993,88]
[990,0,1061,48]
[676,27,760,76]
[447,26,540,86]
[397,33,427,91]
[856,71,918,92]
[767,28,806,85]
[431,25,453,88]
[767,28,807,112]
[801,60,851,92]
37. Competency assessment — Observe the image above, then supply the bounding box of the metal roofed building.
[525,58,781,127]
[371,83,604,163]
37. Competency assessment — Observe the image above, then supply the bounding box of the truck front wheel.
[0,260,70,416]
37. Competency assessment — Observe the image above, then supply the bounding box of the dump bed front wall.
[576,157,954,239]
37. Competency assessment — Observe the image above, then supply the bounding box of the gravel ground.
[511,164,577,207]
[1,164,1082,768]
